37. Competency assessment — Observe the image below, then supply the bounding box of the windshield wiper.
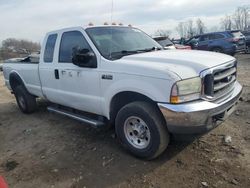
[110,50,142,59]
[110,47,163,60]
[134,47,162,52]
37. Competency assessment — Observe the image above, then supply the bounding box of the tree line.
[0,38,40,61]
[221,6,250,31]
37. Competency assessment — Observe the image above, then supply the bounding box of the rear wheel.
[14,85,37,114]
[115,101,169,160]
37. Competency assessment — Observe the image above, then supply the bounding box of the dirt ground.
[0,54,250,188]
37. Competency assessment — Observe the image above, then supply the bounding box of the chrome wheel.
[124,116,151,149]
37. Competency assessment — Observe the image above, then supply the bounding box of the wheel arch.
[109,91,161,126]
[9,72,26,92]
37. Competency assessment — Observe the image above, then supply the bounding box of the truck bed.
[3,55,43,97]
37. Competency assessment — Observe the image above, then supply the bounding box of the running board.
[47,106,105,128]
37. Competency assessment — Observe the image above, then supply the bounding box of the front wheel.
[115,101,169,160]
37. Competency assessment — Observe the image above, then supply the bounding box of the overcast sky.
[0,0,249,43]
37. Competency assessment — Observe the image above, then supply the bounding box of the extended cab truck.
[3,26,242,159]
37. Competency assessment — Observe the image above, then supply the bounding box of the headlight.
[170,77,201,104]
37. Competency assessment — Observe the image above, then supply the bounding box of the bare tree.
[176,22,185,38]
[209,26,220,32]
[196,18,206,34]
[176,20,197,38]
[232,6,250,30]
[187,19,195,37]
[176,21,189,38]
[154,29,171,37]
[221,15,232,30]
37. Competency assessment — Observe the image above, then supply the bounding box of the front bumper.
[158,81,242,134]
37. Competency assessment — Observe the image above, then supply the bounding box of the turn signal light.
[170,96,179,104]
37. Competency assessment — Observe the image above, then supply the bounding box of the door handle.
[54,69,59,79]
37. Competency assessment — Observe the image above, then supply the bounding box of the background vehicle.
[3,26,242,159]
[185,30,246,55]
[242,30,250,53]
[153,36,191,50]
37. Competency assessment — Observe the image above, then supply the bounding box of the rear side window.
[59,31,92,63]
[231,31,244,38]
[44,34,57,62]
[210,33,224,40]
[200,35,210,42]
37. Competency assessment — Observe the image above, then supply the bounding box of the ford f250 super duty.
[3,26,242,159]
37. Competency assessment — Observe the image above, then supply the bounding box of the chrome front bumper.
[158,81,242,134]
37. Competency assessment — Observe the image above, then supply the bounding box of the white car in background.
[153,36,192,50]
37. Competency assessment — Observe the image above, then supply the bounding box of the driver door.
[51,30,101,115]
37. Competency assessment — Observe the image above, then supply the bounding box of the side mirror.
[72,48,97,68]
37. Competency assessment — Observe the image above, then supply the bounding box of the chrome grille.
[201,60,237,101]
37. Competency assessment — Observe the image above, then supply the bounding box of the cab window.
[210,33,224,40]
[199,35,210,42]
[59,31,93,63]
[44,34,57,62]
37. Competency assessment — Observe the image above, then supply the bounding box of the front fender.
[101,74,174,118]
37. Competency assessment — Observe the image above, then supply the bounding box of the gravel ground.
[0,54,250,188]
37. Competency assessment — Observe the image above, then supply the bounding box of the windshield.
[85,27,162,60]
[230,31,244,38]
[155,38,174,47]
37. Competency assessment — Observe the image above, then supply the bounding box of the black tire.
[14,85,37,114]
[115,101,169,160]
[211,47,223,53]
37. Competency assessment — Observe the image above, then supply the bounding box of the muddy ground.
[0,54,250,188]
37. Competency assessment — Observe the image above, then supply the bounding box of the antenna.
[109,0,114,59]
[110,0,113,23]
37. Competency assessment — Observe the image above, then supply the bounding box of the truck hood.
[120,50,235,79]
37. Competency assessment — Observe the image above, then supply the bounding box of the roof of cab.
[46,25,132,35]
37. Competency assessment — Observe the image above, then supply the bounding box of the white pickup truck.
[3,26,242,159]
